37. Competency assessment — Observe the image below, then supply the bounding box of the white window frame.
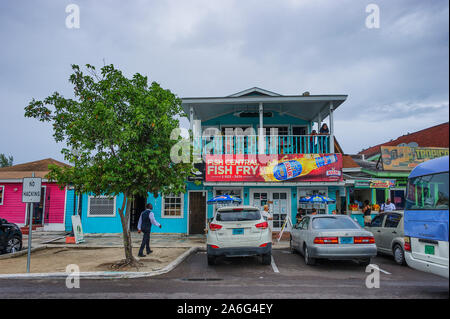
[87,195,117,218]
[161,193,184,219]
[0,185,4,205]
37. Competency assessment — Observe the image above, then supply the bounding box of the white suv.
[206,206,272,265]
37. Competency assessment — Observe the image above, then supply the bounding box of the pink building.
[0,158,70,231]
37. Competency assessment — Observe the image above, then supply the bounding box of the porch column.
[189,106,194,133]
[258,102,264,154]
[329,101,335,153]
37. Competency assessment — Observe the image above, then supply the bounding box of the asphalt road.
[0,249,448,299]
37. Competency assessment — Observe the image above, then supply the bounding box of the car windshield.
[216,210,261,221]
[312,217,361,230]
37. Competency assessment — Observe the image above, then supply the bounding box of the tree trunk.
[117,193,137,266]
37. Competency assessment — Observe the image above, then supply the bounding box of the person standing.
[319,123,330,152]
[137,203,162,257]
[362,200,372,226]
[381,199,396,212]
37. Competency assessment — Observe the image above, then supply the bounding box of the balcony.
[193,135,331,155]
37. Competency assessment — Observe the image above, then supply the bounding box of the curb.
[0,246,200,280]
[0,246,47,260]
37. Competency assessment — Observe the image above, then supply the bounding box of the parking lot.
[0,249,448,299]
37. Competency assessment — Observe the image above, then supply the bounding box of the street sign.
[22,177,42,203]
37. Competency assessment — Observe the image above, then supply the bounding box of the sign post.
[22,174,42,273]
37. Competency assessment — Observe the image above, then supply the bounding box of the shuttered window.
[88,196,116,217]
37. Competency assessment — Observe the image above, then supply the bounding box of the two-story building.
[65,87,348,236]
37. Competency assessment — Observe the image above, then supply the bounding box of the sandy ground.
[0,247,188,274]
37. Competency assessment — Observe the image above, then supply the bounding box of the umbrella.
[299,195,335,203]
[207,194,242,204]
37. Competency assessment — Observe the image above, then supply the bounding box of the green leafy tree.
[25,64,193,267]
[0,154,13,167]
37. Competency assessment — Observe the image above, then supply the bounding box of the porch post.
[258,102,264,154]
[329,101,335,153]
[189,106,194,133]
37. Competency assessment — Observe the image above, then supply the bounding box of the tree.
[25,64,193,267]
[0,154,13,167]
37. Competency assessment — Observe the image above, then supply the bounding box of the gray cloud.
[0,0,448,164]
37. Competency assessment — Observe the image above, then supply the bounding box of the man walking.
[137,203,162,257]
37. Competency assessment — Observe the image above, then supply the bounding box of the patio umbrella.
[299,195,336,203]
[207,194,242,204]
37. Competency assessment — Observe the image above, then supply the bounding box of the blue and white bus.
[404,156,449,278]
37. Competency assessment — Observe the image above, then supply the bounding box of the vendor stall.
[346,179,395,226]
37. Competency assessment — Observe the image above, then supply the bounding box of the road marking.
[271,256,280,273]
[368,264,391,275]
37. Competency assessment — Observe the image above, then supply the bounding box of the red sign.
[205,154,343,182]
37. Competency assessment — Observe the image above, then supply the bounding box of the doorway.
[250,189,291,230]
[189,191,207,235]
[130,195,147,231]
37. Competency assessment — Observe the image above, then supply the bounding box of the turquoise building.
[65,87,348,235]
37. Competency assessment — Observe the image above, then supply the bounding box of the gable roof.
[358,122,449,158]
[0,158,71,180]
[228,87,282,97]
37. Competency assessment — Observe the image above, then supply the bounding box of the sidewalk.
[23,231,290,249]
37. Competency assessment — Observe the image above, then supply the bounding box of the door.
[189,192,206,235]
[379,213,402,253]
[251,190,290,231]
[367,214,385,247]
[130,195,146,231]
[298,217,310,252]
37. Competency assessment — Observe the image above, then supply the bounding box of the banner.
[381,146,449,171]
[205,154,343,182]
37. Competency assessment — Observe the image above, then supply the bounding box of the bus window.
[406,172,449,210]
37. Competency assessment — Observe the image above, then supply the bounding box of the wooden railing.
[193,135,330,155]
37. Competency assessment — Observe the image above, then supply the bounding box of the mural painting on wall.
[381,146,449,171]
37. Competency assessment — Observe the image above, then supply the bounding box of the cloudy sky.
[0,0,448,165]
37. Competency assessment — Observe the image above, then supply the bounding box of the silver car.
[365,211,406,265]
[290,215,377,266]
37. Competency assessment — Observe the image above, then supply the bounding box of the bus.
[404,156,449,278]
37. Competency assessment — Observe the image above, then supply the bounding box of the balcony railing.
[193,135,330,155]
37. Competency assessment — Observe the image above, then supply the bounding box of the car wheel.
[304,245,316,266]
[6,235,22,254]
[393,244,406,265]
[358,258,371,267]
[207,254,216,266]
[261,253,271,265]
[289,237,296,254]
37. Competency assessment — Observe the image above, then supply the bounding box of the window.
[406,172,449,210]
[162,194,183,218]
[215,189,242,210]
[385,213,402,228]
[298,188,328,214]
[216,209,261,222]
[88,196,116,217]
[370,214,385,227]
[0,185,4,205]
[301,217,310,230]
[312,217,361,230]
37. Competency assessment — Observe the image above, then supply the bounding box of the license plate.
[233,228,244,235]
[425,245,435,255]
[340,237,354,244]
